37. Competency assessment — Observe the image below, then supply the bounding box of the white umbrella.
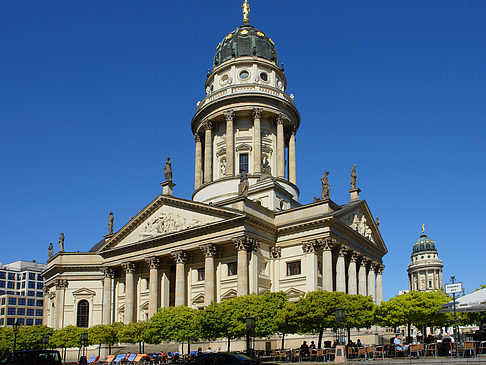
[439,288,486,313]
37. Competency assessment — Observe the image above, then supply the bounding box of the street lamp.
[335,308,345,345]
[80,332,88,363]
[42,335,49,350]
[246,316,256,357]
[12,320,20,352]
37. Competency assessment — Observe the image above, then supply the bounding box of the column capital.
[145,257,160,269]
[204,120,213,130]
[121,261,136,273]
[337,246,348,257]
[43,286,51,295]
[276,113,286,125]
[302,240,319,253]
[102,267,115,278]
[194,134,201,142]
[224,110,236,122]
[171,250,188,264]
[200,243,217,258]
[55,279,68,290]
[252,108,263,119]
[349,252,360,262]
[318,237,336,251]
[232,235,258,251]
[270,246,281,259]
[376,264,385,274]
[360,257,371,267]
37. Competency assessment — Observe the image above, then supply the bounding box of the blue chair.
[113,354,127,363]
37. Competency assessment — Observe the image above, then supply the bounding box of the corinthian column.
[233,236,251,296]
[347,253,358,295]
[302,240,319,292]
[320,238,334,292]
[102,267,114,325]
[335,247,347,293]
[55,279,68,329]
[194,134,202,189]
[122,262,135,324]
[145,257,160,318]
[200,243,217,306]
[43,286,50,327]
[289,128,296,184]
[204,121,213,183]
[376,265,384,304]
[367,263,376,302]
[358,258,368,296]
[252,108,262,174]
[224,111,235,176]
[171,250,188,306]
[276,114,285,178]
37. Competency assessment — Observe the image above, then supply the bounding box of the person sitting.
[356,339,364,347]
[205,347,213,353]
[394,334,409,352]
[309,341,316,350]
[300,341,310,357]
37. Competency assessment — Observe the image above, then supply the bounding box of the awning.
[439,288,486,313]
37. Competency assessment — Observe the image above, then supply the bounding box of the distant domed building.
[407,225,443,291]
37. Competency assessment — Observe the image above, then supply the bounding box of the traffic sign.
[445,283,463,294]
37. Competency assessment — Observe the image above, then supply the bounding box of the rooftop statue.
[108,212,114,234]
[58,233,65,252]
[350,164,357,189]
[164,157,172,182]
[321,171,330,200]
[242,0,250,25]
[48,243,53,258]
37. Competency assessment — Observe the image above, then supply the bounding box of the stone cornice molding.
[200,243,217,258]
[302,240,319,254]
[102,267,115,278]
[171,250,188,264]
[121,262,136,274]
[270,246,281,259]
[145,257,160,269]
[252,108,263,119]
[224,110,236,122]
[55,279,68,290]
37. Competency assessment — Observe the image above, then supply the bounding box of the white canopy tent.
[440,288,486,313]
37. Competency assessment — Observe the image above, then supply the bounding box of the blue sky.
[1,1,485,301]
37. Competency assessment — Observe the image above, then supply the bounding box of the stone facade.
[43,12,388,330]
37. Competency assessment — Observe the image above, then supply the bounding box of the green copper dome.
[213,25,279,68]
[412,233,437,253]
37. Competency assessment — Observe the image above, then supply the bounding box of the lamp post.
[245,316,255,357]
[12,320,20,352]
[80,332,88,364]
[335,308,345,345]
[450,276,459,358]
[42,335,49,350]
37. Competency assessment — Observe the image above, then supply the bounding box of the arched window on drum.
[77,300,89,328]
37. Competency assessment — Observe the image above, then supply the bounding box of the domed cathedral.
[407,225,443,291]
[42,2,387,333]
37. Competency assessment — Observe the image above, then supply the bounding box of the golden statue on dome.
[242,0,250,25]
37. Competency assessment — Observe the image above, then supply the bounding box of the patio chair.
[278,350,289,362]
[112,354,127,364]
[374,345,385,360]
[87,356,99,364]
[125,354,137,363]
[409,344,422,359]
[291,349,301,362]
[479,341,486,355]
[315,349,325,362]
[310,349,317,361]
[425,342,437,357]
[357,347,367,360]
[325,347,335,362]
[394,345,407,358]
[463,341,476,357]
[98,355,115,364]
[346,346,357,359]
[366,345,375,360]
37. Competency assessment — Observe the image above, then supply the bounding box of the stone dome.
[412,233,437,253]
[213,25,279,68]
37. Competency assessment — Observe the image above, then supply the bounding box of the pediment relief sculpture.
[139,212,204,238]
[342,210,375,243]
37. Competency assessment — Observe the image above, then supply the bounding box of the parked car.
[183,352,276,365]
[0,350,62,365]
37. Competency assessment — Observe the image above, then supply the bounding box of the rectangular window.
[7,282,14,289]
[228,262,237,276]
[36,291,43,297]
[0,281,5,288]
[17,274,21,281]
[21,282,25,289]
[16,283,21,289]
[286,261,301,276]
[37,282,44,289]
[7,318,15,325]
[36,309,43,317]
[0,290,4,295]
[0,308,4,315]
[37,274,43,281]
[27,291,35,297]
[1,298,4,305]
[0,319,3,326]
[26,318,33,326]
[239,153,249,174]
[8,308,16,315]
[27,308,34,316]
[17,308,25,316]
[18,298,26,306]
[28,281,36,289]
[8,298,16,305]
[197,268,205,281]
[27,299,35,307]
[29,273,36,280]
[35,319,42,325]
[17,318,24,325]
[0,272,5,279]
[22,273,26,280]
[8,273,15,281]
[36,300,43,307]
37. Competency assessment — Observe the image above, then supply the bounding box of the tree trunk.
[227,338,231,352]
[188,341,191,353]
[281,334,285,349]
[407,322,411,339]
[98,344,101,357]
[109,344,111,355]
[347,327,351,344]
[318,327,324,349]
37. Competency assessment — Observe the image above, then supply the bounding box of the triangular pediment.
[72,288,96,297]
[221,289,237,301]
[99,195,243,252]
[191,293,205,305]
[335,201,387,254]
[285,288,305,300]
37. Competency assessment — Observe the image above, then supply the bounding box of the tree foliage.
[148,306,200,344]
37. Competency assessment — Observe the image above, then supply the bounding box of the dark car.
[183,352,269,365]
[0,350,62,365]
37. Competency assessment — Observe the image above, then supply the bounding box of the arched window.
[77,300,89,328]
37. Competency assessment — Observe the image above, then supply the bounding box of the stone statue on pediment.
[58,233,64,252]
[351,164,357,189]
[238,171,249,197]
[261,157,271,176]
[108,212,114,234]
[164,157,172,182]
[321,171,330,199]
[48,243,53,258]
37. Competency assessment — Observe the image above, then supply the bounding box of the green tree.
[342,294,375,341]
[252,291,288,339]
[0,327,13,351]
[117,321,149,353]
[274,301,300,349]
[148,306,200,350]
[49,325,83,361]
[89,324,118,355]
[16,325,54,350]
